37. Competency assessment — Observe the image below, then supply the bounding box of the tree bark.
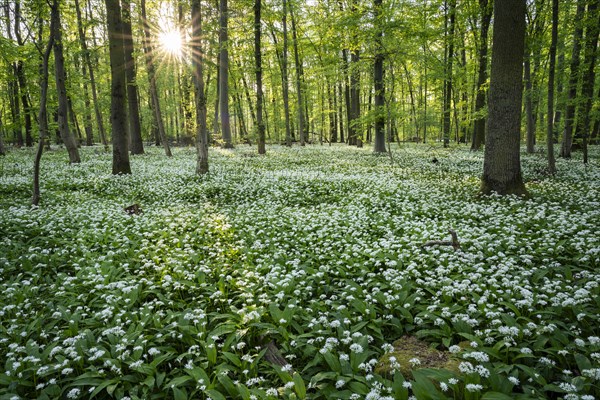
[471,0,492,150]
[546,0,557,173]
[255,0,266,154]
[524,56,535,153]
[52,0,81,163]
[141,0,172,157]
[578,0,599,164]
[122,0,144,155]
[373,0,385,153]
[4,4,23,147]
[443,0,455,148]
[561,0,585,158]
[290,4,306,146]
[481,0,527,196]
[281,0,292,146]
[74,0,107,149]
[33,7,56,206]
[191,0,209,174]
[14,0,33,147]
[219,0,233,148]
[105,0,131,174]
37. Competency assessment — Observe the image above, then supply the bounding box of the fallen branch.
[422,229,460,250]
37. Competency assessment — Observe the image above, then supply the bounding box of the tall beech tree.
[471,0,492,151]
[546,0,558,174]
[443,0,456,148]
[255,0,266,155]
[74,0,108,149]
[482,0,527,196]
[33,5,56,206]
[561,0,585,158]
[105,0,131,174]
[141,0,172,157]
[373,0,386,153]
[219,0,233,148]
[191,0,208,174]
[52,0,81,164]
[122,0,144,155]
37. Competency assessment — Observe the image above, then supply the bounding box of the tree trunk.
[141,0,172,157]
[33,7,56,206]
[373,0,385,153]
[328,82,337,143]
[4,5,24,148]
[546,0,557,174]
[219,0,233,148]
[280,0,292,146]
[290,5,306,146]
[561,0,585,158]
[14,0,33,147]
[338,81,345,143]
[481,0,527,196]
[74,0,107,149]
[52,1,81,163]
[122,0,144,155]
[255,0,266,154]
[524,56,536,153]
[471,0,492,150]
[579,0,599,164]
[106,0,131,174]
[191,0,209,174]
[443,0,455,148]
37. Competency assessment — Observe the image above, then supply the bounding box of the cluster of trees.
[0,0,598,198]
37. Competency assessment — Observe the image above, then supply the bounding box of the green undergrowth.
[0,144,599,399]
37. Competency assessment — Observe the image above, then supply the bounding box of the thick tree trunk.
[52,1,81,163]
[373,0,385,153]
[546,0,557,174]
[74,0,107,149]
[481,0,527,196]
[560,0,585,158]
[141,0,172,157]
[105,0,131,174]
[443,0,455,148]
[122,0,144,155]
[33,9,56,206]
[191,0,209,174]
[219,0,233,148]
[255,0,266,154]
[471,0,491,150]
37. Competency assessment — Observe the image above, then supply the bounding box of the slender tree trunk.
[338,81,345,143]
[443,0,455,148]
[290,5,306,146]
[255,0,266,154]
[524,56,536,153]
[0,115,5,155]
[278,1,292,146]
[14,1,32,147]
[471,0,492,150]
[328,82,337,143]
[33,8,56,206]
[4,5,24,147]
[546,0,557,173]
[52,1,81,163]
[373,0,385,152]
[481,0,527,196]
[191,0,209,174]
[560,0,585,158]
[579,0,599,164]
[122,0,144,154]
[74,0,107,149]
[219,0,233,148]
[141,0,172,156]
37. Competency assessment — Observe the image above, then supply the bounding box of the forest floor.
[1,144,599,400]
